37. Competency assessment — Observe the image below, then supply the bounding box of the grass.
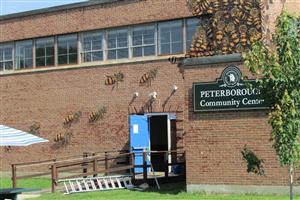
[0,177,51,189]
[31,185,298,200]
[1,178,299,200]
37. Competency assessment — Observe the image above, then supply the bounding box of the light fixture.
[172,84,178,91]
[149,92,157,100]
[133,92,139,98]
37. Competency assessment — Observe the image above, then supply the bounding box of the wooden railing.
[11,150,185,193]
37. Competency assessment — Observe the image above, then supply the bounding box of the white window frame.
[158,20,184,55]
[106,28,129,60]
[57,34,78,65]
[131,24,156,58]
[81,31,104,63]
[15,40,33,69]
[35,37,55,67]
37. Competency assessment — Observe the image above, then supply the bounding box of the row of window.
[0,18,200,71]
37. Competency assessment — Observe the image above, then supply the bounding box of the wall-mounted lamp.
[133,92,139,98]
[149,92,157,100]
[172,84,178,92]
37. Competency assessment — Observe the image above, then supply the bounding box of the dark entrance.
[149,115,168,171]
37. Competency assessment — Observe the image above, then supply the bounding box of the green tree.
[243,11,300,200]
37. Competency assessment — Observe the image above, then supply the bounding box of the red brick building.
[0,0,299,194]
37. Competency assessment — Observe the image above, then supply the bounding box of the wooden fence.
[11,150,185,193]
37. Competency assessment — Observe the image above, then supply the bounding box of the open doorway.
[149,115,168,171]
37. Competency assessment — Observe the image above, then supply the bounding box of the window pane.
[46,46,54,56]
[91,52,103,61]
[36,37,54,67]
[144,32,154,44]
[69,54,77,64]
[58,42,68,55]
[24,59,33,69]
[132,30,143,46]
[144,46,155,56]
[84,52,92,62]
[36,47,45,57]
[92,40,102,50]
[117,35,128,48]
[16,40,32,69]
[46,56,54,66]
[5,61,13,70]
[117,49,128,59]
[0,63,3,71]
[171,29,182,42]
[159,20,182,55]
[36,57,45,67]
[108,50,117,60]
[133,47,143,57]
[4,48,12,60]
[84,42,92,51]
[172,42,183,54]
[69,43,77,53]
[58,55,68,65]
[133,35,143,46]
[0,50,3,61]
[58,34,78,65]
[187,18,200,49]
[108,33,117,48]
[160,44,170,55]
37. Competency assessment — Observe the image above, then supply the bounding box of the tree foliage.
[242,11,300,166]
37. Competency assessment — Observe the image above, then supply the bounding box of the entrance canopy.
[0,125,48,146]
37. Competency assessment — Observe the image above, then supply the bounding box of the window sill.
[0,54,184,76]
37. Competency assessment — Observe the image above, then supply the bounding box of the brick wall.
[0,0,299,186]
[0,0,192,42]
[183,63,288,186]
[0,60,185,170]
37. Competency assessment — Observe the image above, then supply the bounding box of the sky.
[0,0,88,16]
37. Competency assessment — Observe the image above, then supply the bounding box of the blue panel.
[130,115,150,173]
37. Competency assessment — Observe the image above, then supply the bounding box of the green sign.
[193,65,269,112]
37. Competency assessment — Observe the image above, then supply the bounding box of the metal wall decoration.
[186,0,263,57]
[54,131,73,145]
[88,106,107,123]
[63,111,82,126]
[139,68,158,85]
[105,72,124,85]
[29,122,41,135]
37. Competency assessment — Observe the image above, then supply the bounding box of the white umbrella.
[0,125,48,146]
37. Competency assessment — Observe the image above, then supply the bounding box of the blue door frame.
[129,115,150,173]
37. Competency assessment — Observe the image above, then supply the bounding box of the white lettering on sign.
[133,124,138,134]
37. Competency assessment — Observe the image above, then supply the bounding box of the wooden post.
[164,152,169,178]
[131,153,135,180]
[11,164,17,188]
[82,152,88,178]
[105,152,108,176]
[143,152,147,182]
[93,153,97,177]
[51,164,57,193]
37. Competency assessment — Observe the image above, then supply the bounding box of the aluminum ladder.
[59,175,133,194]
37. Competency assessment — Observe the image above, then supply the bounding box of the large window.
[15,40,33,69]
[132,25,156,57]
[158,20,183,55]
[35,37,55,67]
[186,18,200,50]
[0,44,13,71]
[82,32,103,62]
[58,34,78,65]
[107,29,128,60]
